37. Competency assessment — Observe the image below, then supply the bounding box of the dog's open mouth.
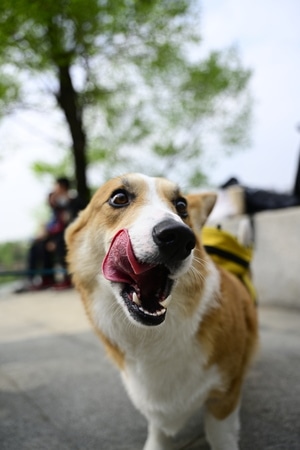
[102,229,173,326]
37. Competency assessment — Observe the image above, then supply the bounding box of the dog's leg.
[143,422,175,450]
[204,403,240,450]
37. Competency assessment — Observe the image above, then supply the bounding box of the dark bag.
[244,188,300,214]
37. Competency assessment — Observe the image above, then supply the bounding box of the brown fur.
[200,267,258,419]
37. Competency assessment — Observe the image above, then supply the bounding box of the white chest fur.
[92,266,222,436]
[122,328,222,436]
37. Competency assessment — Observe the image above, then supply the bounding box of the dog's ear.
[186,193,217,233]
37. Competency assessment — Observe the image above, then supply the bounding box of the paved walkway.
[0,289,300,449]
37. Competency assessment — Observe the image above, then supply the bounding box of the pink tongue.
[102,229,153,283]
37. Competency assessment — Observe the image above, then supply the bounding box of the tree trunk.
[56,64,90,204]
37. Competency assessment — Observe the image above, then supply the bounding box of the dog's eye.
[175,197,188,218]
[109,189,130,208]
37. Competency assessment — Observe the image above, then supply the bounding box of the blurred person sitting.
[17,177,86,292]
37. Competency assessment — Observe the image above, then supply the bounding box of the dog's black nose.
[152,219,196,262]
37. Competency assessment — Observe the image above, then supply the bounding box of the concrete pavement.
[0,289,300,450]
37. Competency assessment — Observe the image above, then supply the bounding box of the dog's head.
[66,173,216,327]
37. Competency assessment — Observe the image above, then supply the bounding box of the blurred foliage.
[32,157,73,179]
[0,70,20,117]
[0,0,252,189]
[0,241,28,284]
[0,241,28,268]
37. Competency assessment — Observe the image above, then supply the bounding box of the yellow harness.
[202,227,257,303]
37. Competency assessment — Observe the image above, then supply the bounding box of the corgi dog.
[66,173,258,450]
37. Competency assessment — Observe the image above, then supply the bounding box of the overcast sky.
[203,0,300,190]
[1,0,300,242]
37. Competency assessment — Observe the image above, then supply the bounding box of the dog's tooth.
[138,306,166,317]
[132,292,141,306]
[159,295,171,309]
